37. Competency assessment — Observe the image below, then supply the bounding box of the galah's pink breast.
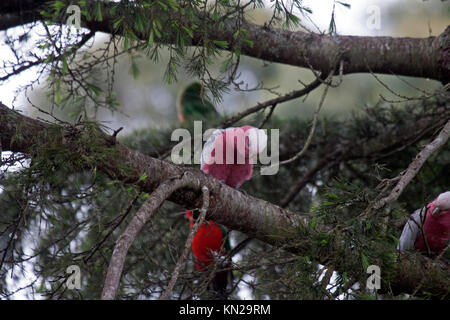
[202,127,254,188]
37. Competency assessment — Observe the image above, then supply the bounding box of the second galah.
[398,191,450,255]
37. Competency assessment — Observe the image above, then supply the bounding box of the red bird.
[201,126,267,188]
[185,210,232,297]
[399,191,450,255]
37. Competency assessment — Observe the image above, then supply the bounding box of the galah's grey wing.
[398,207,426,251]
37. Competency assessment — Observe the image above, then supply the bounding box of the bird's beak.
[431,207,440,215]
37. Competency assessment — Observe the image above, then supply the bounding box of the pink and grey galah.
[398,191,450,255]
[201,125,267,188]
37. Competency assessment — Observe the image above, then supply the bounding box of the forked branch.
[374,117,450,210]
[101,175,201,300]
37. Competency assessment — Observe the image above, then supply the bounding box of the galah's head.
[240,125,268,158]
[428,191,450,215]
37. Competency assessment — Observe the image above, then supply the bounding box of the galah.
[201,125,268,188]
[398,191,450,255]
[176,82,219,124]
[185,210,232,298]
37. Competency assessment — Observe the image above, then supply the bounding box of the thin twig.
[159,186,210,300]
[374,117,450,210]
[226,237,252,259]
[222,75,324,128]
[278,79,330,166]
[258,103,277,129]
[82,193,140,264]
[279,148,342,207]
[263,71,334,172]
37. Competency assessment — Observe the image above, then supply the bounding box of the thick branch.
[0,2,448,82]
[0,102,449,298]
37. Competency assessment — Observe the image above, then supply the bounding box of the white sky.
[300,0,395,35]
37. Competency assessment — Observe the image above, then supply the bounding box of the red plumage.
[185,210,232,298]
[414,204,450,254]
[185,210,226,270]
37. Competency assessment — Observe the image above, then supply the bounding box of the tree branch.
[1,2,448,82]
[222,76,323,127]
[277,74,332,167]
[374,117,450,210]
[280,149,342,208]
[101,175,201,300]
[159,185,210,300]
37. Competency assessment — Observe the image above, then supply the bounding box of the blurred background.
[0,0,448,134]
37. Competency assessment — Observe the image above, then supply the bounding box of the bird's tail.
[209,261,233,300]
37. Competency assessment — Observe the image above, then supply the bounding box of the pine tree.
[0,1,449,300]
